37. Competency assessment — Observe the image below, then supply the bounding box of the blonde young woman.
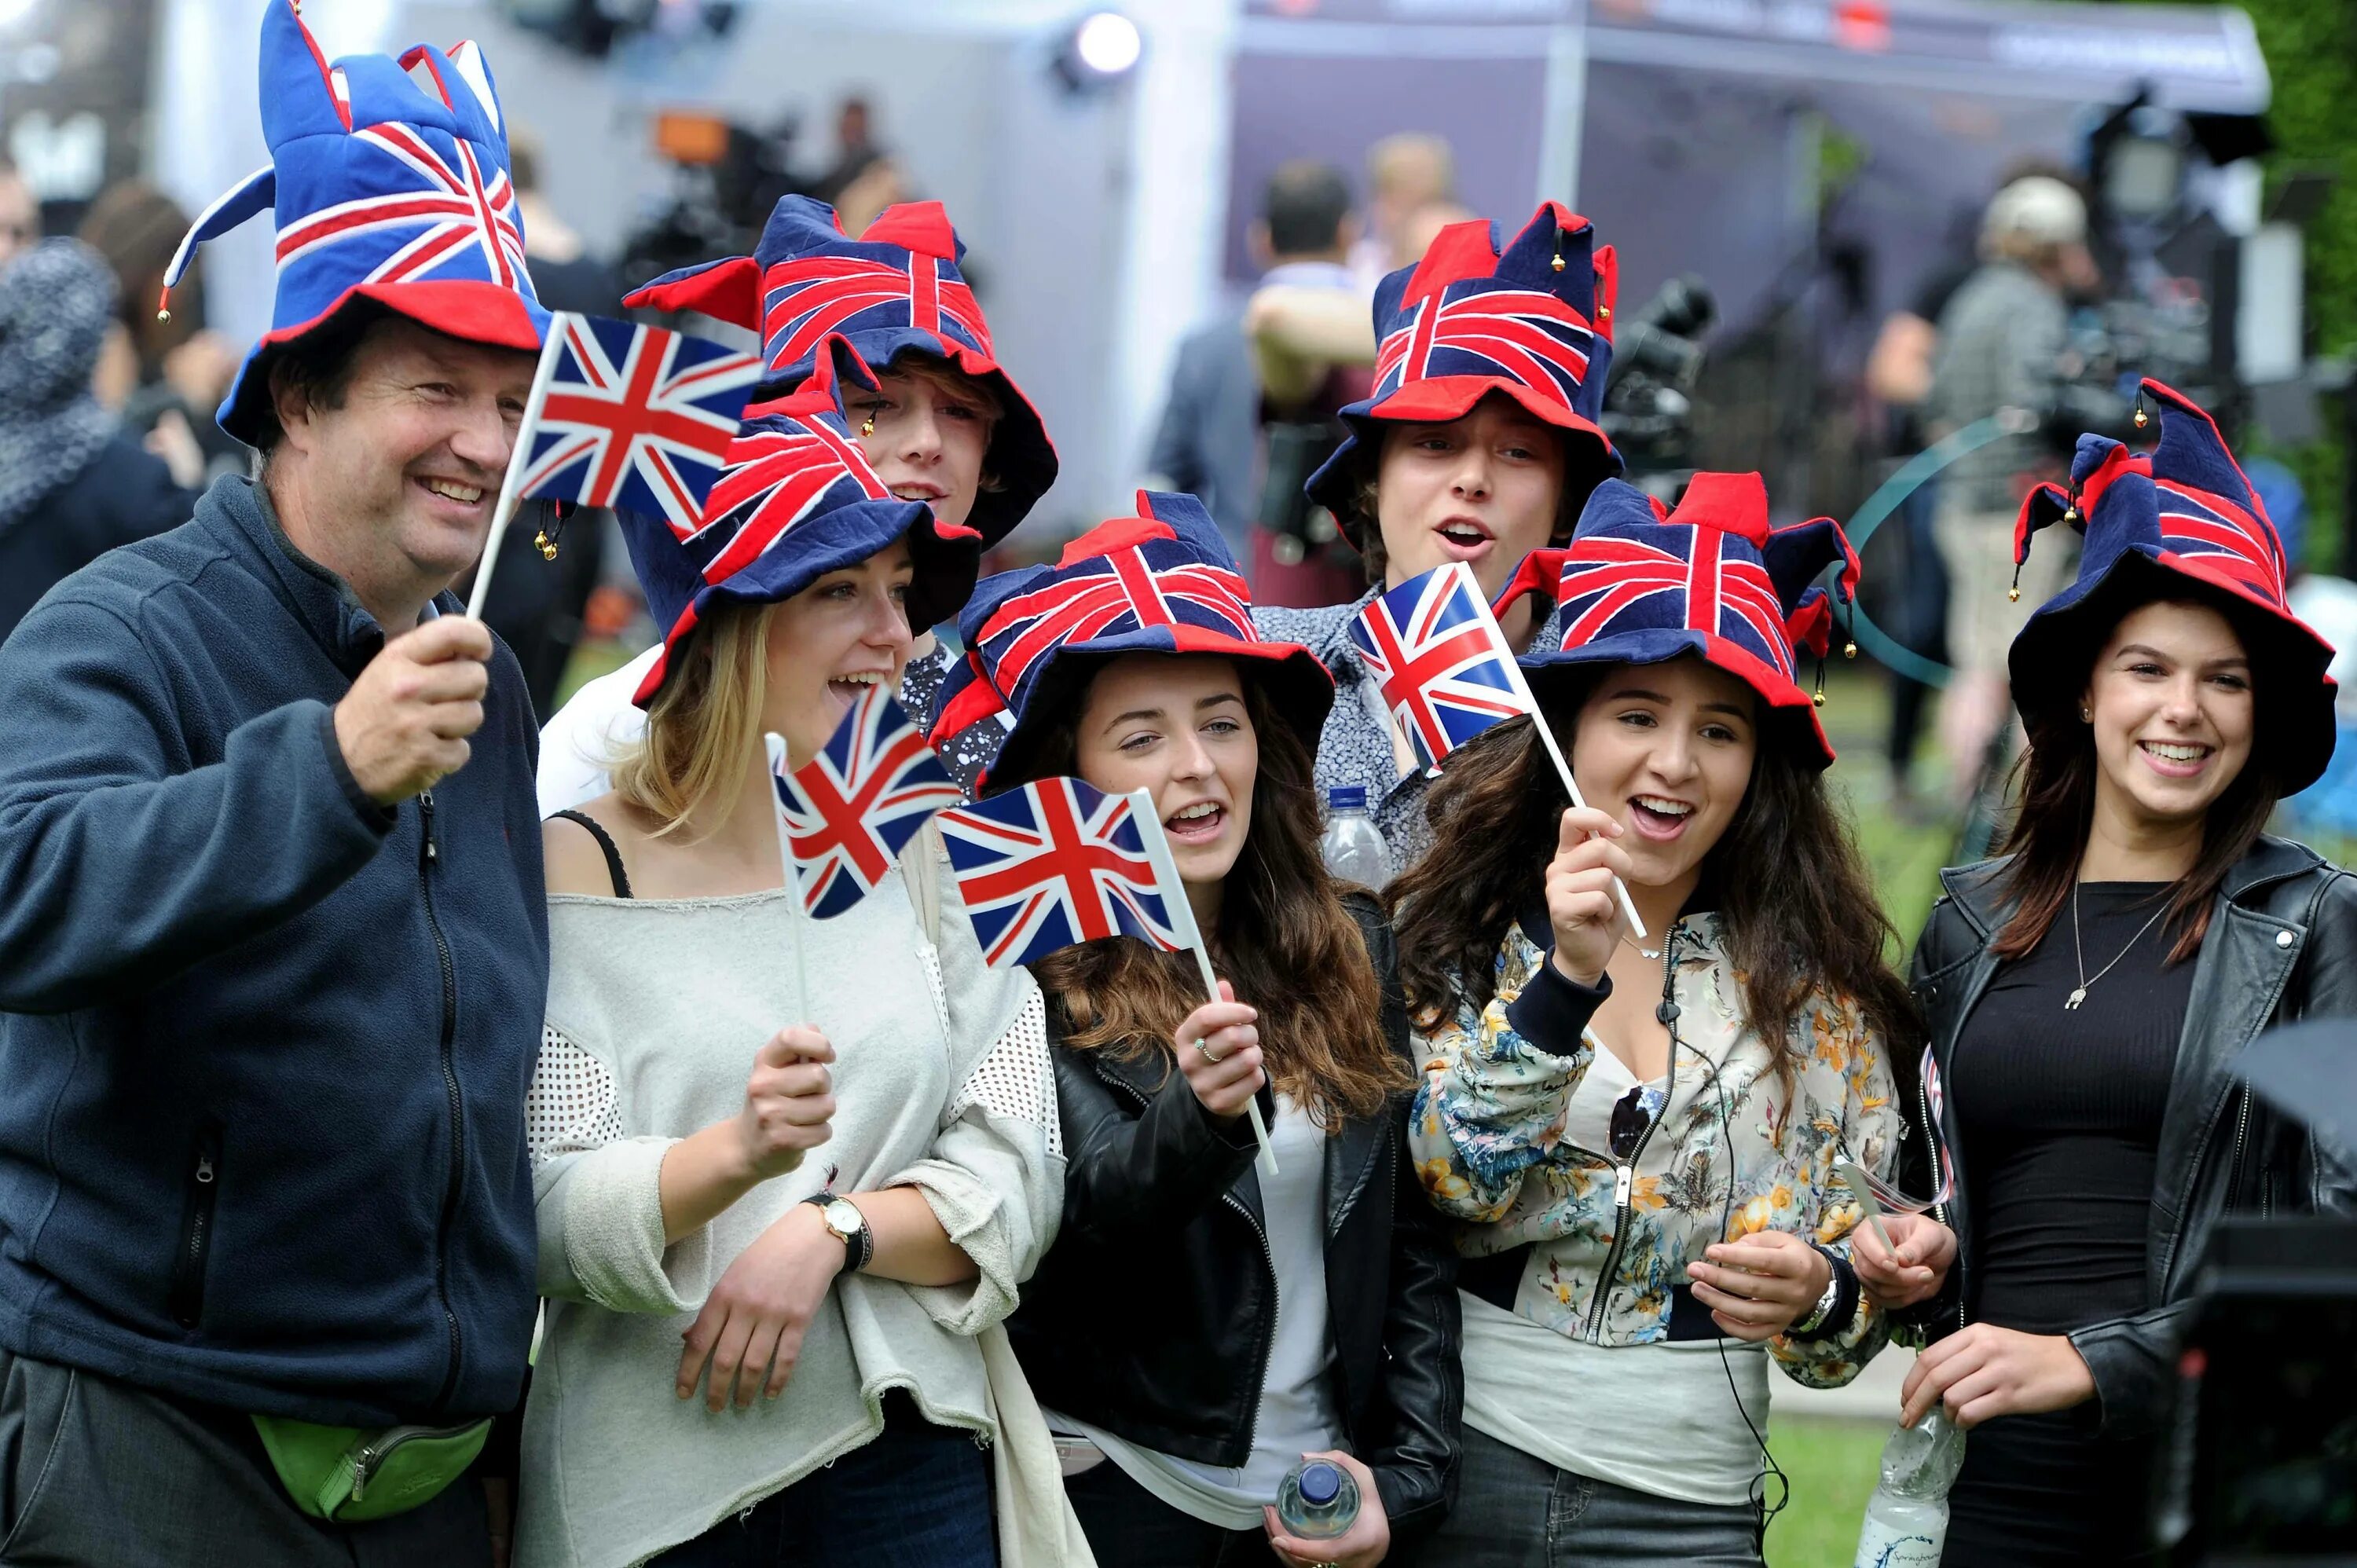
[517,350,1063,1568]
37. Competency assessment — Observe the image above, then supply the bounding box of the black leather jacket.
[1006,896,1462,1540]
[1898,836,2357,1438]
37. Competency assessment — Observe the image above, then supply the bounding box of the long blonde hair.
[610,601,775,836]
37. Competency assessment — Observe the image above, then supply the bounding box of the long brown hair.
[1011,665,1409,1124]
[1992,585,2286,963]
[611,599,776,837]
[1389,672,1921,1069]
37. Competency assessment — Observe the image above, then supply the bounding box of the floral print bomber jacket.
[1409,911,1900,1387]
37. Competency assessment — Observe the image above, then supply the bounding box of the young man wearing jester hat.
[0,5,551,1560]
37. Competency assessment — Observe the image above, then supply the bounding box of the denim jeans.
[1405,1425,1761,1568]
[648,1392,995,1568]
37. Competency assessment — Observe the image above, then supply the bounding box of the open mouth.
[2137,738,2213,779]
[827,670,891,707]
[1434,518,1494,559]
[1164,800,1226,844]
[889,482,946,504]
[415,475,486,511]
[1628,793,1695,841]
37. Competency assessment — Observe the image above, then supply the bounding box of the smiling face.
[1567,657,1760,895]
[267,317,536,612]
[1373,394,1568,599]
[2081,598,2255,837]
[1072,654,1259,902]
[844,357,997,533]
[761,538,916,765]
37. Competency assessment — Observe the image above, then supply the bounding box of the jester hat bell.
[1495,472,1861,769]
[931,491,1336,792]
[625,195,1056,545]
[163,0,549,446]
[621,335,981,709]
[2010,378,2338,792]
[1304,200,1623,546]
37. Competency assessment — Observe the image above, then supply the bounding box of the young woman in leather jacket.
[1854,382,2355,1566]
[933,494,1461,1568]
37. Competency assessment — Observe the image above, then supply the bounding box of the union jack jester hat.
[622,335,982,709]
[160,0,548,446]
[1305,200,1622,546]
[1494,472,1862,768]
[2011,378,2338,791]
[932,491,1336,791]
[624,195,1056,544]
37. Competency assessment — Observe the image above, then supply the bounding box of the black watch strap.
[802,1193,874,1272]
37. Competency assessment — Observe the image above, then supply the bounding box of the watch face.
[824,1199,865,1238]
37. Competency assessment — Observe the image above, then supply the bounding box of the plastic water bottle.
[1318,786,1391,889]
[1852,1408,1967,1568]
[1274,1458,1360,1540]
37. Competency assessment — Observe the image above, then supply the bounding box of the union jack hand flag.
[515,313,761,537]
[1553,527,1794,680]
[1350,562,1530,772]
[775,687,963,918]
[2156,478,2288,605]
[761,251,991,375]
[973,518,1256,713]
[1373,284,1597,413]
[935,779,1183,969]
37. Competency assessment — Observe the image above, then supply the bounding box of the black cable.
[1658,923,1790,1559]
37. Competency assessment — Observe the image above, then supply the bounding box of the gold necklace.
[2065,883,2169,1011]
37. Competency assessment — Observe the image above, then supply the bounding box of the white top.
[1050,1097,1340,1530]
[516,854,1064,1568]
[536,647,659,816]
[1558,1031,1664,1163]
[1460,1291,1771,1508]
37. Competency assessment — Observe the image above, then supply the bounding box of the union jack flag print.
[935,779,1183,969]
[2155,478,2289,606]
[1553,527,1794,681]
[761,251,991,376]
[687,400,892,578]
[516,313,761,536]
[1350,563,1530,771]
[274,118,530,297]
[775,688,962,918]
[1373,284,1597,413]
[972,518,1257,713]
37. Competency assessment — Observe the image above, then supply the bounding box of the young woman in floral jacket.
[1393,474,1924,1566]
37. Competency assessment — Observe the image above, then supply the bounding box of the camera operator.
[1926,175,2102,802]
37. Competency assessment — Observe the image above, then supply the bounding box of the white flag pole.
[1444,563,1648,943]
[764,733,815,1026]
[1127,787,1277,1177]
[464,313,574,620]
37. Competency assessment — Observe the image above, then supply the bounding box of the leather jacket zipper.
[1917,1061,1965,1333]
[167,1126,222,1328]
[418,790,466,1410]
[1585,925,1678,1345]
[2227,1088,2252,1210]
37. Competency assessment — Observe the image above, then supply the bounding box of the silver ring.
[1193,1039,1226,1064]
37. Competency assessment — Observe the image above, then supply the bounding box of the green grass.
[1765,1415,1888,1568]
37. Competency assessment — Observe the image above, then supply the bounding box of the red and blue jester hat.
[2010,377,2339,791]
[930,491,1336,791]
[157,0,548,446]
[1305,200,1623,545]
[620,335,982,709]
[1493,472,1862,768]
[625,195,1057,546]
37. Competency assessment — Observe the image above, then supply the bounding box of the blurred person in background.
[471,131,621,718]
[77,180,245,489]
[0,239,190,642]
[1925,175,2095,802]
[1146,159,1360,563]
[0,158,35,263]
[1395,198,1475,276]
[810,94,884,207]
[1351,133,1454,292]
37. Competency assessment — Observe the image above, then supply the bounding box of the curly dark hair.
[1387,676,1923,1073]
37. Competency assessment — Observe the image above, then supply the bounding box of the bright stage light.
[1072,12,1142,77]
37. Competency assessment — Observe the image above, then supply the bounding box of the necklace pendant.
[2065,987,2088,1011]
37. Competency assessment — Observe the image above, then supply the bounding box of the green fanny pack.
[251,1413,491,1522]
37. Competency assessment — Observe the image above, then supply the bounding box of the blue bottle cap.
[1327,786,1367,811]
[1299,1462,1342,1506]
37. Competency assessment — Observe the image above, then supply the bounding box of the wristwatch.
[1791,1252,1844,1336]
[802,1193,873,1273]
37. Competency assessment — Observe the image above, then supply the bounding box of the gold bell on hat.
[533,528,559,561]
[862,416,877,438]
[2133,405,2149,430]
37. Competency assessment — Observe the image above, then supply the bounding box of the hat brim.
[980,640,1336,794]
[2009,550,2338,793]
[1304,378,1621,548]
[217,279,547,446]
[1520,636,1837,770]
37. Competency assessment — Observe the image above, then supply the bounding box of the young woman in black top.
[932,493,1461,1568]
[1854,382,2357,1566]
